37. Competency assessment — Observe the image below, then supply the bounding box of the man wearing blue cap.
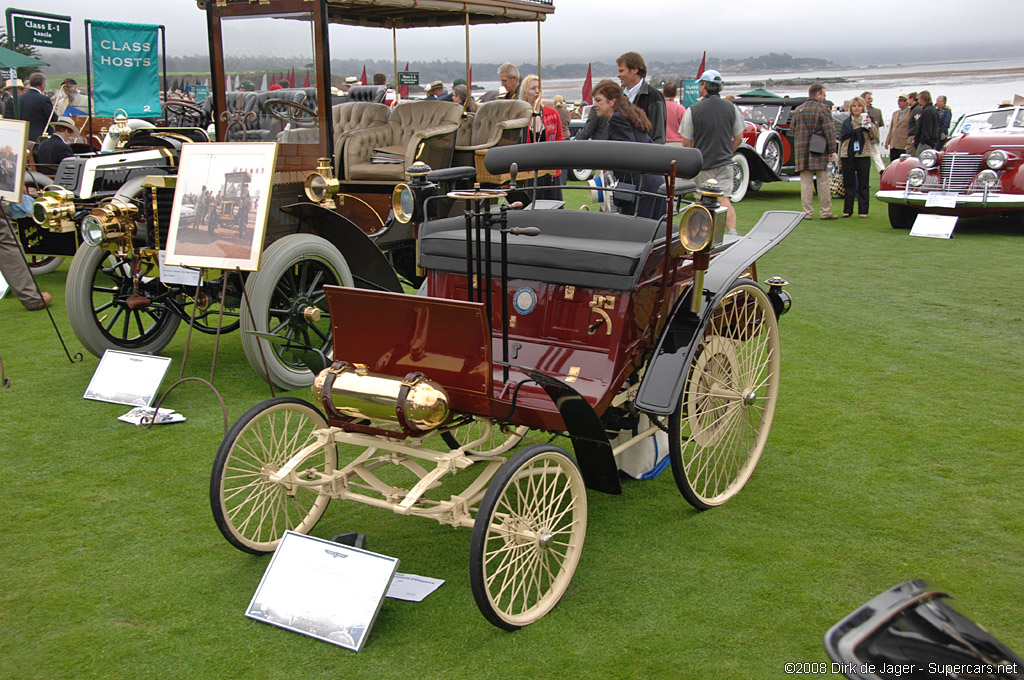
[680,69,745,235]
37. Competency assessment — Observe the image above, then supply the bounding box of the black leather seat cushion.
[420,209,662,291]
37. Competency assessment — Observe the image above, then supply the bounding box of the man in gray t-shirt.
[680,70,744,234]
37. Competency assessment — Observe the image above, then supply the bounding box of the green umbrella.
[739,87,780,98]
[0,44,48,70]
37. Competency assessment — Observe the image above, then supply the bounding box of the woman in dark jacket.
[589,79,664,219]
[838,96,879,218]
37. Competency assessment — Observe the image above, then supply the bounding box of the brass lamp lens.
[392,184,415,224]
[679,205,713,252]
[81,215,105,247]
[305,174,328,202]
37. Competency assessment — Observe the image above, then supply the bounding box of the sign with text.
[90,20,162,117]
[397,71,419,86]
[12,13,71,49]
[910,213,957,239]
[681,79,700,108]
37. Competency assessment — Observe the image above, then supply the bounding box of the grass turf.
[2,175,1023,678]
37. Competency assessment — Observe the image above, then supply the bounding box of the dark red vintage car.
[730,96,804,202]
[210,140,801,631]
[877,106,1024,229]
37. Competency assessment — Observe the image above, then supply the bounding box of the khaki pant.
[799,170,833,218]
[0,207,45,309]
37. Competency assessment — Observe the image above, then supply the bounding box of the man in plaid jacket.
[791,83,839,220]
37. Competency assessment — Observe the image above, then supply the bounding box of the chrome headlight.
[80,197,138,247]
[32,185,76,232]
[303,158,339,203]
[976,169,999,188]
[918,149,938,169]
[81,214,105,247]
[906,168,926,188]
[391,183,415,224]
[985,150,1008,170]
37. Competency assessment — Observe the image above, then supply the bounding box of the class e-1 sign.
[12,14,71,49]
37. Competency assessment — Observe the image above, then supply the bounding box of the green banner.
[91,20,161,117]
[682,79,700,108]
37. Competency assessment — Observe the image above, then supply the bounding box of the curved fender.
[526,369,621,495]
[736,143,782,183]
[634,210,802,416]
[25,169,55,188]
[281,202,402,293]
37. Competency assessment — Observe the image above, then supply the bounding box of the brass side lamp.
[31,186,76,233]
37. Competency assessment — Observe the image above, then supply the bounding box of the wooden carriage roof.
[202,0,554,27]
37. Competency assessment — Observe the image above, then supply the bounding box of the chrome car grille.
[939,153,984,192]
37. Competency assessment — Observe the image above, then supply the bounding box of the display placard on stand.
[0,268,8,299]
[910,214,957,239]
[83,350,172,407]
[246,531,399,652]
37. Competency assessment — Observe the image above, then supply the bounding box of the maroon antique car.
[877,106,1024,229]
[210,140,800,630]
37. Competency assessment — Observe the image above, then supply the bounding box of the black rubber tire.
[240,234,353,391]
[66,244,181,357]
[469,443,587,630]
[888,203,918,229]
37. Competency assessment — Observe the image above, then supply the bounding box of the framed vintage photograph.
[164,142,277,271]
[0,119,29,203]
[83,350,173,407]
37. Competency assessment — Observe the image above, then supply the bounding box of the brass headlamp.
[107,109,132,148]
[680,179,729,313]
[81,197,138,248]
[303,157,340,203]
[391,161,432,224]
[31,185,76,233]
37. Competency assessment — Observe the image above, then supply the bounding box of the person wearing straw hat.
[424,80,444,100]
[35,116,78,176]
[1,78,25,119]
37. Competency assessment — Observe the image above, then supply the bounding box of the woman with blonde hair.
[838,95,879,218]
[518,74,564,199]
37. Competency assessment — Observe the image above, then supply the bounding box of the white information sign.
[924,193,959,209]
[246,531,399,652]
[83,350,172,407]
[158,250,202,287]
[910,214,958,239]
[386,573,445,602]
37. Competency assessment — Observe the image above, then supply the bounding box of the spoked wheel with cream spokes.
[210,397,337,555]
[469,444,587,630]
[669,280,780,510]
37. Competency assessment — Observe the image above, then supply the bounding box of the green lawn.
[3,176,1023,678]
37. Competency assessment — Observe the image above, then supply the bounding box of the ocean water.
[483,57,1023,121]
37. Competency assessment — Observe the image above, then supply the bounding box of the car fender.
[634,210,802,416]
[879,155,919,191]
[526,369,621,495]
[25,169,55,189]
[280,202,403,293]
[735,144,782,183]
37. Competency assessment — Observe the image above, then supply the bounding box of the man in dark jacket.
[905,92,920,156]
[617,51,666,144]
[11,73,54,141]
[914,90,940,154]
[34,116,77,175]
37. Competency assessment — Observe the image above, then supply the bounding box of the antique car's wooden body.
[211,140,801,630]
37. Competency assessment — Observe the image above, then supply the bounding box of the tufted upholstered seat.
[455,99,532,150]
[344,100,463,181]
[419,208,664,291]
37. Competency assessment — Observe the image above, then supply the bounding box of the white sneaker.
[727,229,738,236]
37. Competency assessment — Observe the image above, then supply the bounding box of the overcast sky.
[21,0,1024,66]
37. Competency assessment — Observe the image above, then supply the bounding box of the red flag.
[303,71,310,88]
[581,63,593,105]
[696,51,706,79]
[289,67,295,87]
[270,74,276,87]
[360,66,367,86]
[400,62,409,99]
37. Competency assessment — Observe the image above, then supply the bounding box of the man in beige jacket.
[885,93,911,161]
